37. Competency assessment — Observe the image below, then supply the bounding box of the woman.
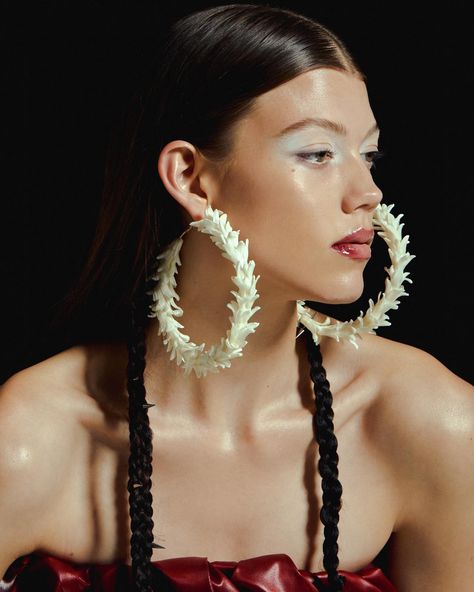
[1,4,473,592]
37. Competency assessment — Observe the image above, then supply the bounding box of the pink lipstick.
[331,227,374,260]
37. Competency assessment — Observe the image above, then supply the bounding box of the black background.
[3,2,473,384]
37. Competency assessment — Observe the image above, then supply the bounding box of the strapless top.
[1,551,397,591]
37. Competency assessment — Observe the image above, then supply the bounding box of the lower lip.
[331,243,371,259]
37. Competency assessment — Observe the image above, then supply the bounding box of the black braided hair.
[125,264,346,592]
[126,268,163,592]
[303,326,346,592]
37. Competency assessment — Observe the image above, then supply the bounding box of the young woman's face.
[213,67,383,305]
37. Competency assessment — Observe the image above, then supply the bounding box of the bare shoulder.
[358,333,474,589]
[0,346,95,578]
[0,345,101,444]
[358,332,474,481]
[361,333,474,471]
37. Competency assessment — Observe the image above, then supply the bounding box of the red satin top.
[1,551,397,591]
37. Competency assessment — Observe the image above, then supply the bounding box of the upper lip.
[332,227,374,246]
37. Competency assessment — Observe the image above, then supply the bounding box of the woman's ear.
[157,140,209,222]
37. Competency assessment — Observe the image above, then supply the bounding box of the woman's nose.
[341,157,383,213]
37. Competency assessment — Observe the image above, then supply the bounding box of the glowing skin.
[149,68,382,446]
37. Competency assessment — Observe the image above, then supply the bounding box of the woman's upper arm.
[380,345,474,590]
[0,373,72,579]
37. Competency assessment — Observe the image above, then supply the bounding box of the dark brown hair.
[54,4,366,591]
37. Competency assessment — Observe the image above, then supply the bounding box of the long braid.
[126,270,163,592]
[304,326,346,592]
[126,265,346,592]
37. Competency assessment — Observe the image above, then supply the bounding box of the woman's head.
[158,67,382,311]
[56,5,378,591]
[56,3,373,339]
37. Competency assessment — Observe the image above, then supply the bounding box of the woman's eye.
[364,150,386,170]
[297,150,335,165]
[297,149,386,169]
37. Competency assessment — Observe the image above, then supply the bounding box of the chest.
[44,408,399,573]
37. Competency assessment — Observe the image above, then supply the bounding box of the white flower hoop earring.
[296,202,416,348]
[148,203,262,378]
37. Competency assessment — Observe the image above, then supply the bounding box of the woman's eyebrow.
[273,117,379,140]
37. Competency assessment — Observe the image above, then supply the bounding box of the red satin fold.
[2,552,397,592]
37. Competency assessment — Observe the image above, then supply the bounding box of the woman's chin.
[306,283,364,306]
[322,296,362,306]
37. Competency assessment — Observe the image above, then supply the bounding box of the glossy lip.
[331,227,375,246]
[331,242,371,260]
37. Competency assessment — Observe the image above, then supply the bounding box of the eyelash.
[298,149,386,169]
